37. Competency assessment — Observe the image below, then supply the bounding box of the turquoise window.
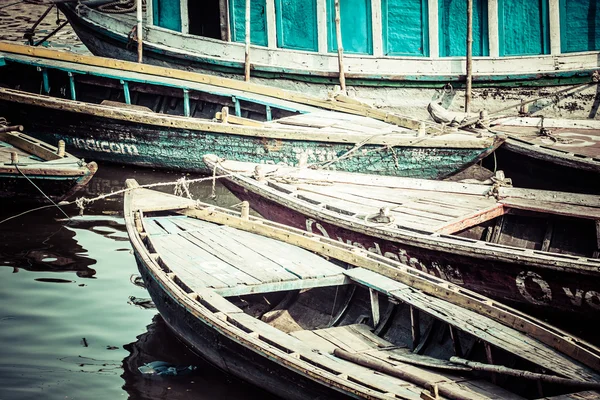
[560,0,600,53]
[382,0,429,56]
[152,0,182,32]
[230,0,268,46]
[439,0,488,57]
[499,0,550,56]
[275,0,318,51]
[327,0,373,55]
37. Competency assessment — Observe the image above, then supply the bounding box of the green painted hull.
[1,101,495,178]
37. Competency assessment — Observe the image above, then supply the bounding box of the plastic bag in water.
[138,361,197,376]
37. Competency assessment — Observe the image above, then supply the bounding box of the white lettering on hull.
[72,138,140,156]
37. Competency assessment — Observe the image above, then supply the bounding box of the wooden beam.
[333,0,346,91]
[487,0,499,57]
[541,221,554,252]
[214,111,264,126]
[214,274,350,297]
[244,0,251,81]
[0,131,61,161]
[428,0,439,58]
[502,198,600,220]
[594,220,600,258]
[433,203,506,234]
[371,0,383,57]
[548,0,561,55]
[369,288,380,326]
[465,0,473,113]
[449,325,462,357]
[410,305,420,351]
[484,342,497,384]
[219,0,230,41]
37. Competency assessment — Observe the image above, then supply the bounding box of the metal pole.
[244,0,251,81]
[465,0,473,112]
[136,0,143,62]
[334,0,346,91]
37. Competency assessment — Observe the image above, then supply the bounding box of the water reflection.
[122,315,277,400]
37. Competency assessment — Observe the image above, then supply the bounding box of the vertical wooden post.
[593,220,600,258]
[334,0,346,91]
[57,140,66,157]
[484,342,497,384]
[219,0,231,41]
[465,0,473,113]
[241,201,250,220]
[244,0,251,81]
[136,0,143,62]
[369,289,380,326]
[449,326,462,357]
[410,305,420,351]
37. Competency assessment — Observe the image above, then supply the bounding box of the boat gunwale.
[206,157,600,272]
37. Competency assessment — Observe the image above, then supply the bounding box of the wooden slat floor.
[0,140,38,164]
[144,216,349,297]
[267,179,500,233]
[344,268,600,382]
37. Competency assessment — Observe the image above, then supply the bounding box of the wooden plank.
[501,198,600,220]
[151,235,237,288]
[220,226,346,276]
[143,218,169,235]
[290,329,338,353]
[433,203,506,234]
[214,274,350,297]
[344,267,600,382]
[151,216,187,234]
[183,229,300,283]
[0,131,61,161]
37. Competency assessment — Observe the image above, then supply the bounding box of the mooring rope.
[15,164,72,220]
[0,173,235,225]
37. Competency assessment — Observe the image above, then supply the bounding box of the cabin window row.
[152,0,600,57]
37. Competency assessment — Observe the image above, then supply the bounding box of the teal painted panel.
[499,0,549,56]
[560,0,600,53]
[275,0,318,51]
[439,0,488,57]
[382,0,429,56]
[230,0,268,46]
[327,0,373,55]
[152,0,181,32]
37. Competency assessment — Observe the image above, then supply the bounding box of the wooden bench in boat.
[144,216,351,297]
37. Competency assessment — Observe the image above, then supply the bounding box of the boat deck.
[142,214,600,387]
[144,216,351,297]
[0,139,40,164]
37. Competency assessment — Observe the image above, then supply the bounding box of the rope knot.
[487,171,512,200]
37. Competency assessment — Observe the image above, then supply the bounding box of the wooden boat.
[0,43,501,178]
[428,102,600,194]
[0,125,97,202]
[488,117,600,194]
[124,178,600,400]
[56,0,600,119]
[204,155,600,321]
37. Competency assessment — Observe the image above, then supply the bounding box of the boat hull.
[57,4,600,121]
[0,172,92,202]
[134,253,351,400]
[224,180,600,320]
[0,100,495,178]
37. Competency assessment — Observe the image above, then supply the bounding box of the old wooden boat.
[0,43,500,178]
[57,0,600,119]
[204,155,600,321]
[488,117,600,194]
[125,178,600,400]
[428,102,600,194]
[0,125,97,202]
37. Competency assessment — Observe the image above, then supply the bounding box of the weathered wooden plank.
[433,204,506,234]
[345,267,600,382]
[214,274,350,297]
[151,216,187,234]
[501,198,600,220]
[221,226,344,278]
[183,229,300,283]
[143,218,169,235]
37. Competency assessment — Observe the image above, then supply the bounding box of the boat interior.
[135,207,599,399]
[217,161,600,260]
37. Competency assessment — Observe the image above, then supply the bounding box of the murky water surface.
[0,165,277,399]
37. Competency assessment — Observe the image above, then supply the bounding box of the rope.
[0,173,235,225]
[15,164,71,220]
[458,78,598,129]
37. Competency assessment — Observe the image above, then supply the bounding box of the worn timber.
[0,129,97,202]
[124,180,600,400]
[205,156,600,322]
[0,44,501,177]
